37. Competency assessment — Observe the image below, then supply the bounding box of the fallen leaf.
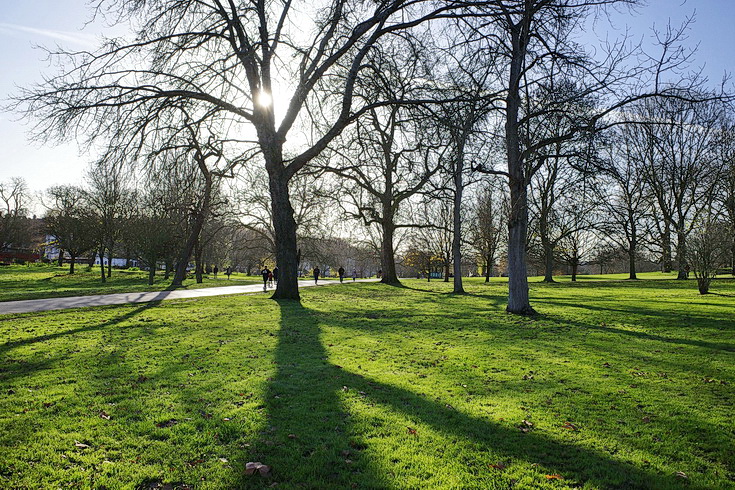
[642,416,651,423]
[519,420,534,433]
[288,434,297,439]
[675,471,688,479]
[74,441,90,449]
[219,457,229,463]
[407,427,418,436]
[200,411,213,419]
[156,419,178,428]
[100,411,111,420]
[245,462,271,476]
[561,421,578,431]
[545,474,563,480]
[489,462,507,470]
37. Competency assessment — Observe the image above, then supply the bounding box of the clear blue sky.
[1,0,733,204]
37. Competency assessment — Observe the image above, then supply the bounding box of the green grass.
[0,264,258,302]
[1,277,733,488]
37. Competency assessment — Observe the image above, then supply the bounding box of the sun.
[257,90,273,108]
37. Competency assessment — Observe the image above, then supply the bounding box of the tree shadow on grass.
[240,302,675,489]
[0,302,161,381]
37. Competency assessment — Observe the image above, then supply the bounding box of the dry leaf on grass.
[245,462,271,476]
[545,474,563,480]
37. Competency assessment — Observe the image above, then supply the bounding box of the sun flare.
[257,90,272,108]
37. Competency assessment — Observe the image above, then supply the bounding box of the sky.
[1,0,734,208]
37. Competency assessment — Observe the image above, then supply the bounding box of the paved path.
[0,279,377,315]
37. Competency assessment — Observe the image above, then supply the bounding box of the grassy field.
[0,264,259,302]
[1,276,733,488]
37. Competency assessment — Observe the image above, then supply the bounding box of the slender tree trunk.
[268,166,300,300]
[542,239,555,282]
[172,174,212,286]
[194,240,204,284]
[98,248,106,283]
[662,223,672,273]
[571,254,578,282]
[164,260,172,280]
[443,255,450,282]
[58,250,64,267]
[676,227,687,280]
[106,246,113,278]
[485,253,492,282]
[147,257,156,286]
[452,165,464,294]
[69,253,76,274]
[731,236,735,276]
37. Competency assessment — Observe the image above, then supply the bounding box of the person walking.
[273,266,279,284]
[226,266,232,280]
[313,266,320,285]
[267,269,274,288]
[261,266,270,292]
[338,266,345,283]
[352,268,357,281]
[213,265,218,279]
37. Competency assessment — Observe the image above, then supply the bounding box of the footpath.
[0,278,377,315]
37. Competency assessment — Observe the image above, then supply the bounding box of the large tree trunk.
[58,250,64,267]
[505,22,533,315]
[164,260,172,280]
[443,255,450,282]
[507,177,533,314]
[379,204,400,285]
[268,164,300,300]
[485,253,492,282]
[571,254,578,282]
[628,248,637,280]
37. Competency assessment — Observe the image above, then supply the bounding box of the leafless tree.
[0,178,32,250]
[635,96,726,280]
[688,212,729,294]
[44,185,95,273]
[470,180,507,282]
[15,0,473,299]
[463,1,706,313]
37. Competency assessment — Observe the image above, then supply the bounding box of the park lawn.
[0,264,259,302]
[0,277,733,489]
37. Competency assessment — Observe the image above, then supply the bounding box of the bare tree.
[595,127,649,279]
[470,180,507,282]
[15,0,472,299]
[320,42,444,284]
[0,178,31,250]
[44,186,95,273]
[464,1,704,313]
[635,96,725,280]
[688,213,729,294]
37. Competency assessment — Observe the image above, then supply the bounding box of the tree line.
[8,0,735,309]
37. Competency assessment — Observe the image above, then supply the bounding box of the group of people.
[257,264,362,290]
[260,266,279,291]
[312,266,358,284]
